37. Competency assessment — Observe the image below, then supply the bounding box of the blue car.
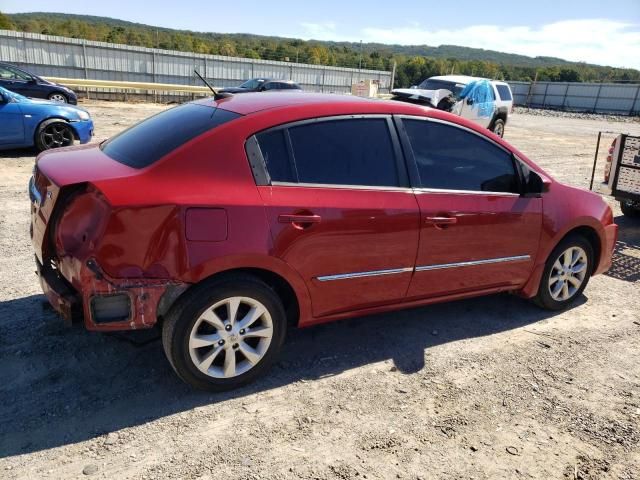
[0,86,94,152]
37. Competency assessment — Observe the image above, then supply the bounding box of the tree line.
[2,12,639,86]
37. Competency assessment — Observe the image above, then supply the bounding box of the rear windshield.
[101,104,241,168]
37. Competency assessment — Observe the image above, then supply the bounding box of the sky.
[2,0,640,69]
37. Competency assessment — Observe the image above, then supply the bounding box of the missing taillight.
[53,185,110,258]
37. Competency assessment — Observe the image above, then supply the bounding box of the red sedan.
[30,92,618,390]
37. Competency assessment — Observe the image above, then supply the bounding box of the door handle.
[425,216,458,226]
[278,214,321,230]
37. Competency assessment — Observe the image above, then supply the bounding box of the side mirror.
[0,92,7,104]
[410,85,418,89]
[465,97,474,106]
[524,170,550,197]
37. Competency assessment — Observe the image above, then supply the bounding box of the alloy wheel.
[548,246,588,301]
[188,296,274,379]
[48,93,67,103]
[41,123,74,149]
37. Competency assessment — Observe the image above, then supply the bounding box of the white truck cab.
[391,75,514,137]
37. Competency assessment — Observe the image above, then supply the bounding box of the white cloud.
[299,22,337,41]
[300,19,640,69]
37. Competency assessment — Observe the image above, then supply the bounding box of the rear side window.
[496,84,512,101]
[404,119,519,193]
[101,104,241,168]
[274,118,399,187]
[255,129,295,182]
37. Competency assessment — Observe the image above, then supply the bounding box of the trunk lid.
[36,143,139,188]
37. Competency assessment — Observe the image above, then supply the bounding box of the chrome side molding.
[415,255,531,272]
[316,267,413,282]
[315,255,531,282]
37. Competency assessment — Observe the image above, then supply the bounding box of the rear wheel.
[534,235,593,310]
[48,92,68,103]
[492,118,505,137]
[35,119,75,152]
[620,200,640,218]
[162,274,287,391]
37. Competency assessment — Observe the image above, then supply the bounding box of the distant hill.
[2,11,639,86]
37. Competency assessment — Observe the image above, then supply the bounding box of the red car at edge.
[30,92,618,391]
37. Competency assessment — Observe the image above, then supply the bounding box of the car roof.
[429,75,510,86]
[428,75,481,84]
[194,92,430,116]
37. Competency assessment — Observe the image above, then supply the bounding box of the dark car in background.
[220,78,301,94]
[0,62,78,104]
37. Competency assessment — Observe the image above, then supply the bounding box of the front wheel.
[48,92,68,103]
[533,235,593,310]
[162,274,287,391]
[35,119,75,152]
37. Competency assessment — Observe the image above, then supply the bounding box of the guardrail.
[44,77,213,95]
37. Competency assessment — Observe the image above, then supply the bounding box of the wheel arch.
[520,222,603,298]
[563,225,601,273]
[159,264,309,328]
[488,106,508,130]
[33,116,78,143]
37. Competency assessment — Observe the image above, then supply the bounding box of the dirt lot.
[0,101,639,480]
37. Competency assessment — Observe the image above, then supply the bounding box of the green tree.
[0,11,15,30]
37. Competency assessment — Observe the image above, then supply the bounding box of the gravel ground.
[513,107,640,124]
[0,101,639,480]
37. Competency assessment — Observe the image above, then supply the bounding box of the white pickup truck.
[391,75,514,137]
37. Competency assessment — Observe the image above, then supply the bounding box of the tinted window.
[101,104,240,168]
[288,119,399,187]
[0,66,30,81]
[255,129,295,182]
[496,84,512,101]
[404,120,519,193]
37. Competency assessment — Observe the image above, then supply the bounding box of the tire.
[48,92,68,103]
[35,119,75,152]
[533,235,594,310]
[620,200,640,218]
[162,274,287,391]
[492,118,505,137]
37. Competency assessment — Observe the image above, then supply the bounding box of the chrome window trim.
[316,267,413,282]
[415,255,531,272]
[271,181,414,192]
[412,187,520,197]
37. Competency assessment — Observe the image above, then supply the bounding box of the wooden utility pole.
[390,61,397,92]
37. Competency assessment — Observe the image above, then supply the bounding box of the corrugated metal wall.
[0,30,392,93]
[508,80,640,115]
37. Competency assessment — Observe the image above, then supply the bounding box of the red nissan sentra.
[30,92,618,391]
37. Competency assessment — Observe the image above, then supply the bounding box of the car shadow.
[605,214,640,283]
[0,290,580,458]
[0,147,38,158]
